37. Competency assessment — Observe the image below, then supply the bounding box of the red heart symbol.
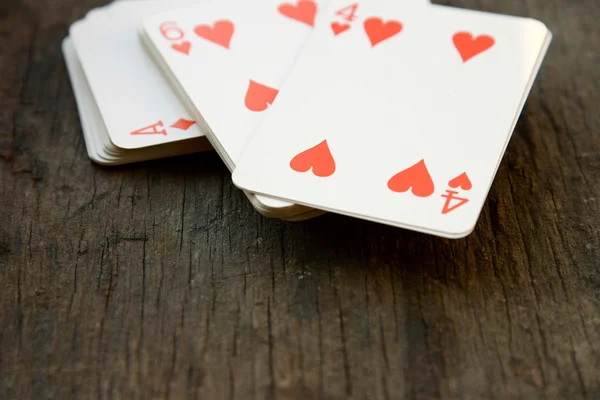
[194,20,234,49]
[171,41,191,55]
[331,22,350,36]
[278,0,317,27]
[290,140,336,177]
[244,80,279,112]
[387,159,435,197]
[448,172,472,190]
[364,17,402,47]
[453,32,495,62]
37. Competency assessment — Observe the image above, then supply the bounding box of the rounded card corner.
[445,221,478,240]
[61,36,71,51]
[230,170,244,189]
[524,17,551,36]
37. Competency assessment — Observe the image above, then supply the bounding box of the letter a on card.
[131,121,167,136]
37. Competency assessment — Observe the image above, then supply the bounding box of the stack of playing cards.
[64,0,552,237]
[63,0,213,166]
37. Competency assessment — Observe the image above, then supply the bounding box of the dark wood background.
[1,0,599,398]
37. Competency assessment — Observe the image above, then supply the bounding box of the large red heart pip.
[244,80,279,112]
[278,0,317,27]
[453,32,495,62]
[363,17,403,47]
[194,20,234,49]
[387,159,435,197]
[290,140,336,177]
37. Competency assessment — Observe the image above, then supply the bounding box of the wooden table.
[1,0,598,398]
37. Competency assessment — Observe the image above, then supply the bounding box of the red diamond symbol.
[170,118,196,131]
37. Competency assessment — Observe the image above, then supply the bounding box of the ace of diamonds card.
[232,2,552,238]
[66,0,213,165]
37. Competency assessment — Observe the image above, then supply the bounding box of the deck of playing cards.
[64,0,552,236]
[63,0,213,166]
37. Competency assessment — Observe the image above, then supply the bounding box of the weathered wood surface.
[0,0,599,398]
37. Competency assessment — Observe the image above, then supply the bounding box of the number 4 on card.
[441,190,469,214]
[336,3,359,22]
[331,3,359,36]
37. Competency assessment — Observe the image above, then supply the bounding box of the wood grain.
[1,0,599,398]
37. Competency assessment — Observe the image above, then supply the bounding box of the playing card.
[139,0,429,215]
[232,2,552,238]
[66,0,213,165]
[64,33,321,221]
